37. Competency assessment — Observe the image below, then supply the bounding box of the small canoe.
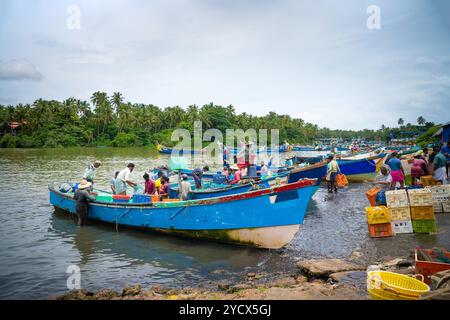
[49,178,318,249]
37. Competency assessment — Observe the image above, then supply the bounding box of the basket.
[365,187,381,207]
[412,219,437,233]
[389,207,411,221]
[420,175,437,187]
[132,194,151,203]
[408,189,433,207]
[367,271,429,300]
[391,220,413,234]
[415,248,450,284]
[336,174,348,188]
[368,223,393,238]
[386,190,409,208]
[365,206,391,224]
[410,206,435,220]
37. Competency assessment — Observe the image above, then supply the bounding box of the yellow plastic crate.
[386,190,409,208]
[366,206,391,224]
[389,207,411,221]
[410,206,435,220]
[408,189,433,207]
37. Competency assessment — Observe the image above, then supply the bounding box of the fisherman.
[432,146,448,184]
[192,166,209,189]
[74,179,97,226]
[115,163,137,195]
[387,152,405,189]
[159,176,170,198]
[143,173,155,195]
[83,160,101,189]
[178,174,192,201]
[326,155,340,193]
[110,171,119,194]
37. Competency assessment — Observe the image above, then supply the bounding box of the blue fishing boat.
[287,162,327,193]
[159,148,202,155]
[49,179,318,249]
[337,156,382,182]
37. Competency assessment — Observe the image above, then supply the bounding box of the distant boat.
[49,179,318,249]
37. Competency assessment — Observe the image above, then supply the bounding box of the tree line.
[0,92,437,148]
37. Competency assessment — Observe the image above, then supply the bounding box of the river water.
[0,148,449,299]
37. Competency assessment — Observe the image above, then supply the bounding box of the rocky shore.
[53,253,419,300]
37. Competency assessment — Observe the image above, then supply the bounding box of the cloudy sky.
[0,0,449,130]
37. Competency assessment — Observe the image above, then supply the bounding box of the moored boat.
[49,179,317,249]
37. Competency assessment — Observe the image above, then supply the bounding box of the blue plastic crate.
[132,194,151,203]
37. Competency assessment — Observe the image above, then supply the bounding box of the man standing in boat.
[83,160,101,189]
[192,166,209,189]
[115,163,137,195]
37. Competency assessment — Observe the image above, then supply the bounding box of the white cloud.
[0,59,43,81]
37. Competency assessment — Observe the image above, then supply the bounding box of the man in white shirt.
[115,163,137,195]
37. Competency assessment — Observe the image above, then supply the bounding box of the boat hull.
[49,180,317,249]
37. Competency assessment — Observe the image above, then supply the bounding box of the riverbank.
[53,254,420,300]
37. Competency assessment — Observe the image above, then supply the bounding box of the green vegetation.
[0,92,437,148]
[416,125,441,147]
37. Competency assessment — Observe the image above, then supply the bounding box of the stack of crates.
[408,189,437,233]
[386,190,413,234]
[365,206,393,238]
[425,185,450,213]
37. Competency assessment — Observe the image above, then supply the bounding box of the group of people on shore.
[373,142,450,192]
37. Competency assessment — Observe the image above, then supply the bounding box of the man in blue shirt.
[441,141,450,178]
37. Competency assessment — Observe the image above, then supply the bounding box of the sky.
[0,0,449,130]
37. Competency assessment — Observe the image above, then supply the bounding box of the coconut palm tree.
[417,116,426,126]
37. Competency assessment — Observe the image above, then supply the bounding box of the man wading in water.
[74,179,97,226]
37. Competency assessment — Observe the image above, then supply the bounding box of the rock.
[267,277,297,288]
[122,284,141,296]
[217,282,231,291]
[297,259,365,278]
[150,285,169,295]
[246,272,256,278]
[295,275,308,284]
[93,289,119,300]
[56,289,94,300]
[227,283,253,293]
[350,251,363,260]
[329,271,352,283]
[382,258,411,269]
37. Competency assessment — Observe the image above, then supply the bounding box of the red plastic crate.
[415,249,450,284]
[368,223,393,238]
